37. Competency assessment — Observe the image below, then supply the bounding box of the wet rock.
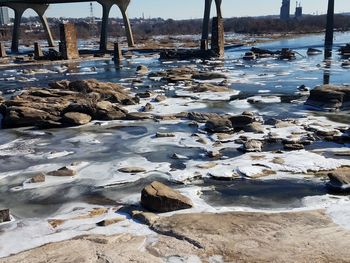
[156,132,175,138]
[305,85,350,111]
[63,112,92,126]
[141,181,193,213]
[0,209,10,223]
[136,65,149,75]
[243,140,263,152]
[48,167,76,177]
[284,143,305,151]
[30,173,46,183]
[137,91,153,98]
[96,217,124,227]
[154,95,167,102]
[118,167,146,173]
[205,118,233,133]
[327,168,350,193]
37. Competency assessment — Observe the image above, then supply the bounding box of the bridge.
[0,0,223,53]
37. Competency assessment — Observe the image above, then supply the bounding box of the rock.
[30,173,46,183]
[207,150,221,158]
[230,114,255,130]
[284,143,305,151]
[141,181,193,213]
[189,83,230,93]
[131,211,159,226]
[327,167,350,193]
[118,167,146,173]
[244,122,265,133]
[156,132,175,138]
[95,101,127,120]
[142,103,154,112]
[298,85,309,92]
[205,118,233,133]
[188,112,225,123]
[63,112,92,126]
[154,95,167,102]
[136,65,149,75]
[48,167,76,177]
[0,209,10,223]
[192,72,227,80]
[243,140,263,152]
[137,91,153,98]
[305,85,350,111]
[96,217,124,227]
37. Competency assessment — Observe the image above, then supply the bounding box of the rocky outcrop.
[1,79,136,129]
[141,181,193,213]
[47,167,76,177]
[305,85,350,111]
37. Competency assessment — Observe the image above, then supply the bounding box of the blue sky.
[20,0,350,19]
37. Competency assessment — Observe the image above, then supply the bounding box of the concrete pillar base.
[211,17,224,58]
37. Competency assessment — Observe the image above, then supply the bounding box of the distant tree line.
[0,14,349,43]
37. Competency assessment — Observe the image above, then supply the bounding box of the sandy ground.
[2,209,350,263]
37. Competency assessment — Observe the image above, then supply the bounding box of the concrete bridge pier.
[116,0,134,47]
[324,0,335,59]
[201,0,223,51]
[98,0,134,51]
[7,3,54,53]
[99,0,113,51]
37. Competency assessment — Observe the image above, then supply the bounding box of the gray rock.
[156,132,175,138]
[141,181,193,213]
[136,65,149,75]
[244,122,265,133]
[327,169,350,193]
[283,143,305,151]
[154,95,167,102]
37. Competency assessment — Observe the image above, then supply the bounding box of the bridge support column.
[324,0,334,59]
[99,0,113,52]
[10,6,26,53]
[201,0,213,50]
[33,5,55,48]
[215,0,222,18]
[117,1,135,47]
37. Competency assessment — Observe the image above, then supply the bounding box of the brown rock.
[48,167,76,177]
[284,143,305,151]
[141,181,193,213]
[131,211,159,226]
[243,140,263,152]
[205,117,233,133]
[63,112,92,126]
[154,95,167,102]
[0,209,10,223]
[30,173,46,183]
[156,132,175,138]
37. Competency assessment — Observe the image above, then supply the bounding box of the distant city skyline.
[7,0,350,19]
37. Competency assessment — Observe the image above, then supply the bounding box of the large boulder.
[305,85,350,111]
[141,181,193,213]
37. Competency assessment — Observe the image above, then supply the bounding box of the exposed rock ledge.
[0,79,139,129]
[2,210,350,263]
[305,85,350,111]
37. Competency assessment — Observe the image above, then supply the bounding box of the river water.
[0,32,349,257]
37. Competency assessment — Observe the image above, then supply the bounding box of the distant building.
[295,2,303,19]
[0,7,10,25]
[280,0,290,21]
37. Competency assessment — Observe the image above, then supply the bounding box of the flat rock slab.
[47,167,76,177]
[63,112,92,126]
[141,181,193,213]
